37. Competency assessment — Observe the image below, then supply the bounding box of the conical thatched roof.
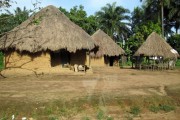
[0,5,96,53]
[134,32,179,58]
[90,29,125,57]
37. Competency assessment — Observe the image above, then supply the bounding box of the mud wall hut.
[134,32,179,58]
[90,29,125,67]
[0,5,96,73]
[133,32,179,69]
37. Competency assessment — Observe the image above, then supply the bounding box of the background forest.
[0,0,180,69]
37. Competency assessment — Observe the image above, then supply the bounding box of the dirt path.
[0,67,180,119]
[0,67,180,102]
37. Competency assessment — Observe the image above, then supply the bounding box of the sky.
[3,0,142,15]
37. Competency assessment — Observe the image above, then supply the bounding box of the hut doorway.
[104,56,114,66]
[60,50,70,66]
[50,50,70,67]
[109,56,114,66]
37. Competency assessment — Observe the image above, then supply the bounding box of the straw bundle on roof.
[0,5,96,53]
[134,32,179,58]
[90,29,125,57]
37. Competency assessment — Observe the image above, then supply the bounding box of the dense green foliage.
[96,2,131,42]
[59,5,98,35]
[0,52,4,70]
[0,7,30,37]
[167,34,180,54]
[126,22,161,56]
[0,0,11,8]
[175,59,180,67]
[128,0,179,57]
[0,13,14,36]
[140,0,180,35]
[0,1,179,64]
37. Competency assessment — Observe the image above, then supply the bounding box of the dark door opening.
[109,56,114,66]
[50,50,70,67]
[60,50,70,67]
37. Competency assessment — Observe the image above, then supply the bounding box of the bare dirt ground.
[0,67,180,119]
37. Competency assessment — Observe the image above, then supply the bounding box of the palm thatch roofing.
[90,29,125,57]
[134,32,179,58]
[0,5,96,53]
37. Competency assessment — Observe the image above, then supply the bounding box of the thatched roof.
[90,29,125,57]
[134,32,179,58]
[0,5,96,53]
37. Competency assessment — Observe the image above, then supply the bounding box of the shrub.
[0,114,8,120]
[149,105,160,113]
[0,52,4,70]
[149,104,175,113]
[129,106,141,116]
[96,109,105,120]
[159,104,175,112]
[175,59,180,67]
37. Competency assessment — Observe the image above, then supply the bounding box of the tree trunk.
[161,0,164,37]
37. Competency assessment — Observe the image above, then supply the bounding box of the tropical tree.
[167,34,180,53]
[95,2,131,42]
[140,0,180,36]
[59,6,69,17]
[140,0,171,36]
[0,13,14,36]
[0,0,11,8]
[127,21,161,57]
[165,0,180,33]
[131,7,144,32]
[13,7,30,25]
[0,7,30,36]
[69,5,88,29]
[0,0,41,10]
[59,5,98,35]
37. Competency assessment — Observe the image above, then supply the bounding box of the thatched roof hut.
[134,32,179,58]
[0,5,96,53]
[91,29,125,57]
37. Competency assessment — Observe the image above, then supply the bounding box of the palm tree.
[167,0,180,33]
[131,7,144,31]
[5,6,30,25]
[13,7,30,25]
[0,7,30,37]
[95,2,131,42]
[0,0,11,9]
[140,0,170,37]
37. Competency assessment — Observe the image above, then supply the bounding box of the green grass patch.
[96,109,105,120]
[0,94,179,119]
[48,115,58,120]
[0,114,8,120]
[129,106,141,116]
[96,109,114,120]
[149,104,175,113]
[149,105,160,113]
[159,104,175,112]
[120,61,132,68]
